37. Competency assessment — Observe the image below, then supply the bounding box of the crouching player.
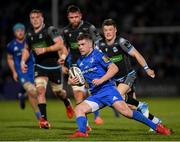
[6,23,41,122]
[68,33,171,138]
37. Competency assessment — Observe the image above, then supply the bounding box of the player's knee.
[35,78,47,95]
[74,105,87,115]
[23,82,37,97]
[56,89,67,99]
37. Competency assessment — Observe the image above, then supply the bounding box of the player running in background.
[97,19,162,128]
[21,10,74,129]
[62,5,103,125]
[68,33,171,138]
[6,23,41,122]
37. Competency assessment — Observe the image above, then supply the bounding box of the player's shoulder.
[62,25,71,34]
[118,36,130,46]
[93,48,104,57]
[7,39,16,48]
[98,37,106,46]
[82,21,96,29]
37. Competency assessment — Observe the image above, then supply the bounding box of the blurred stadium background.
[0,0,179,99]
[0,0,180,141]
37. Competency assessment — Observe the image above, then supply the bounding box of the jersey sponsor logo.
[32,41,48,49]
[70,42,79,49]
[14,46,18,51]
[102,55,110,63]
[110,54,123,63]
[39,33,43,39]
[82,67,97,74]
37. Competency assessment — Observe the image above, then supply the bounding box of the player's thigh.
[117,83,130,99]
[72,85,87,104]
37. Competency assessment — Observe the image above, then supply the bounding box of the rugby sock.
[126,96,139,107]
[35,111,41,120]
[151,115,161,124]
[60,97,71,107]
[94,110,99,120]
[76,116,87,133]
[132,110,157,130]
[38,104,47,120]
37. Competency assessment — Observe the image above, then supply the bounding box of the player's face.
[14,29,25,40]
[30,13,44,29]
[103,25,117,41]
[68,12,82,28]
[78,39,92,56]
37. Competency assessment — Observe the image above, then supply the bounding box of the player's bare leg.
[117,83,161,127]
[23,82,41,120]
[35,77,51,129]
[112,101,171,135]
[69,101,92,138]
[51,82,74,119]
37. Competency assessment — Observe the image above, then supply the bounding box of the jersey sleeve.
[6,43,13,55]
[89,24,102,44]
[97,50,112,68]
[47,26,62,42]
[119,37,135,54]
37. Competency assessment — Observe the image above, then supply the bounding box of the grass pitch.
[0,97,180,141]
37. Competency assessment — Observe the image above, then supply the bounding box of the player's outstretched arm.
[128,48,155,78]
[7,54,18,81]
[92,63,118,86]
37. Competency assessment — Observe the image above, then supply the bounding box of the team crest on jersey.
[89,57,94,63]
[113,46,118,52]
[68,33,72,37]
[78,32,83,36]
[39,34,43,39]
[64,29,68,33]
[14,46,18,51]
[84,65,89,69]
[82,27,88,31]
[28,32,32,36]
[100,42,105,47]
[102,55,110,63]
[20,78,25,84]
[31,36,33,41]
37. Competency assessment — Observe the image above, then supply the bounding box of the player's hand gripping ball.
[69,67,85,86]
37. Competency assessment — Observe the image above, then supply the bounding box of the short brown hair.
[67,5,81,14]
[77,33,92,41]
[102,19,117,28]
[30,9,43,17]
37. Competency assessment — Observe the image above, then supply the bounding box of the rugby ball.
[69,67,85,86]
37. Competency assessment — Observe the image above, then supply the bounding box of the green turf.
[0,97,180,141]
